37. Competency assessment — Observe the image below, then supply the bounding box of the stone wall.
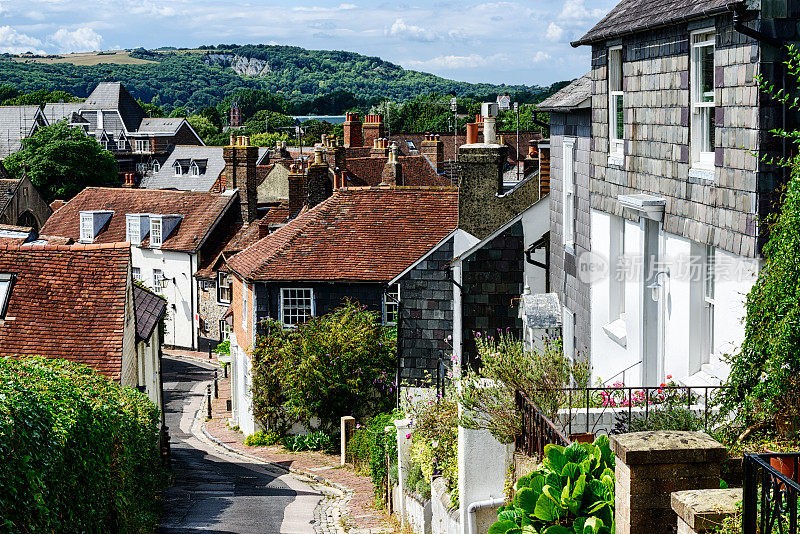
[587,12,793,258]
[397,237,454,383]
[549,110,592,356]
[0,175,53,232]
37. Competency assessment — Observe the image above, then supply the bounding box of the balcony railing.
[743,452,800,534]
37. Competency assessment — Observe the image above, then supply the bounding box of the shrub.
[244,430,281,447]
[0,356,167,533]
[281,431,335,453]
[488,436,615,534]
[251,301,397,434]
[346,412,400,507]
[460,332,589,443]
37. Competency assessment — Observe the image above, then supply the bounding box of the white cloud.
[0,25,44,54]
[127,1,176,17]
[531,51,551,63]
[387,18,438,42]
[546,22,563,41]
[49,26,102,52]
[406,53,508,71]
[560,0,606,21]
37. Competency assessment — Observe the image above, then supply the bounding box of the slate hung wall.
[396,237,455,383]
[549,110,593,356]
[461,221,525,365]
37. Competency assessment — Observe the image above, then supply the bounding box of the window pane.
[615,95,624,140]
[705,246,715,300]
[701,44,714,101]
[0,279,10,313]
[609,48,622,92]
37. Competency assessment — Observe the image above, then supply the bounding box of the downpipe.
[467,497,506,534]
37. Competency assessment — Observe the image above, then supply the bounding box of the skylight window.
[0,273,13,319]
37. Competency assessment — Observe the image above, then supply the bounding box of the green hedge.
[0,357,167,533]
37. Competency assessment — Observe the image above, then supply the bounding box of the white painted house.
[41,187,241,349]
[567,0,792,386]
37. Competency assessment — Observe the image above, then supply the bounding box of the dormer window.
[190,163,200,176]
[117,136,126,150]
[125,214,150,246]
[0,273,13,319]
[150,218,162,247]
[173,162,182,176]
[79,210,113,243]
[152,161,160,173]
[80,213,94,242]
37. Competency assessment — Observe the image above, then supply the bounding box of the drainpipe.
[467,497,506,534]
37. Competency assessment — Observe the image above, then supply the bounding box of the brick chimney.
[344,112,363,148]
[230,102,242,128]
[222,135,259,223]
[306,145,332,209]
[288,164,306,217]
[371,138,390,158]
[537,139,551,197]
[381,142,402,187]
[421,133,444,173]
[362,114,385,150]
[122,172,136,188]
[323,134,346,173]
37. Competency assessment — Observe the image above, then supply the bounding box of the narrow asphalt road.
[158,356,324,534]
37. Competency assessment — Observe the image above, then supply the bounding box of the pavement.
[158,356,326,533]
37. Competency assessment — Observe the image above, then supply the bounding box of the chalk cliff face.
[203,54,271,77]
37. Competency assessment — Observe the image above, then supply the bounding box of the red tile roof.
[345,156,450,187]
[0,243,131,380]
[41,187,236,252]
[226,186,458,282]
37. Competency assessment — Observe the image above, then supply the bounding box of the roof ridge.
[0,241,131,252]
[338,185,458,192]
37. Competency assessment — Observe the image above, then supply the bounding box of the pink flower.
[667,374,672,380]
[405,433,412,439]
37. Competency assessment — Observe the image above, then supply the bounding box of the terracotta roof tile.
[0,243,131,380]
[227,186,458,282]
[40,187,236,252]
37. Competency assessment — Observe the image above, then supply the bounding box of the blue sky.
[0,0,617,86]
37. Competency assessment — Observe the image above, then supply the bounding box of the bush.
[489,436,615,534]
[346,412,400,507]
[244,430,281,447]
[251,300,397,435]
[0,357,167,533]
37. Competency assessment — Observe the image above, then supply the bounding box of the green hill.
[0,44,543,114]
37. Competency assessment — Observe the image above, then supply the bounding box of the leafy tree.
[187,114,218,142]
[3,121,117,202]
[138,99,164,117]
[1,89,80,106]
[169,106,188,118]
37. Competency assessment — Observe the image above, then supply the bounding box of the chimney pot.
[466,122,479,144]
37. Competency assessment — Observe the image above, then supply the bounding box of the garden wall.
[554,404,715,436]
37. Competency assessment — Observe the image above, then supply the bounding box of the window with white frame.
[281,288,313,327]
[152,161,160,173]
[563,307,575,364]
[132,267,142,282]
[608,46,624,156]
[135,139,149,152]
[117,137,126,150]
[174,163,182,176]
[562,137,576,249]
[217,272,232,304]
[703,245,716,361]
[383,284,400,325]
[80,213,94,242]
[242,283,249,331]
[0,273,13,318]
[150,218,162,247]
[191,163,199,176]
[220,319,231,341]
[126,215,140,244]
[153,268,163,291]
[691,29,716,169]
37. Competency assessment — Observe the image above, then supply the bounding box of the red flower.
[660,383,666,388]
[666,374,672,380]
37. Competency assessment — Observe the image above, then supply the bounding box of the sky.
[0,0,618,87]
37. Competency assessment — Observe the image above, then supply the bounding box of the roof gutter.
[571,4,735,47]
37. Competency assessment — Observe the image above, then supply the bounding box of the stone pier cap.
[610,431,727,465]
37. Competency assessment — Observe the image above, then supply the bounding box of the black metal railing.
[744,452,800,534]
[526,385,728,436]
[515,390,571,458]
[435,350,452,399]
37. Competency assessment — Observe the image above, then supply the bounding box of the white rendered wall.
[231,335,257,436]
[521,197,550,294]
[131,247,196,349]
[590,208,759,386]
[457,427,512,534]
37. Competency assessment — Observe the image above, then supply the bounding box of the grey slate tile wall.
[397,237,454,383]
[461,221,525,365]
[549,110,593,356]
[588,9,797,257]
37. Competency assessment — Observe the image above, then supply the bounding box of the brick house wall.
[549,110,592,356]
[396,237,454,383]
